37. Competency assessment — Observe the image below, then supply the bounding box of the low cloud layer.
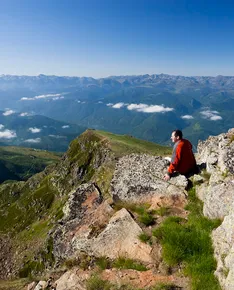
[200,110,222,121]
[107,102,174,113]
[0,124,4,129]
[0,129,17,139]
[181,115,194,119]
[52,96,64,101]
[28,127,41,133]
[62,125,70,129]
[24,138,41,143]
[3,110,15,116]
[49,135,66,139]
[20,112,31,117]
[21,93,62,101]
[112,102,125,109]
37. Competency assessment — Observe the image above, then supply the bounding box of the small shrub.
[139,212,155,226]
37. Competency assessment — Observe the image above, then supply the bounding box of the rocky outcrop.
[196,128,234,289]
[196,129,234,219]
[111,154,188,209]
[212,214,234,290]
[53,184,152,264]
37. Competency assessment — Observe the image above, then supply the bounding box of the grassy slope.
[94,130,172,157]
[0,146,61,182]
[0,130,172,283]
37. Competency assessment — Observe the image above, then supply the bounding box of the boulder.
[84,208,152,263]
[53,183,113,260]
[110,154,187,207]
[203,181,234,219]
[55,269,88,290]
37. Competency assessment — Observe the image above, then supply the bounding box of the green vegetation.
[152,187,221,290]
[113,201,155,226]
[155,207,170,217]
[151,284,178,290]
[0,146,61,183]
[113,257,147,271]
[0,278,29,290]
[138,232,151,243]
[96,256,111,270]
[86,275,113,290]
[95,130,172,157]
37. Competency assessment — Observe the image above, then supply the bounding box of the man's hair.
[173,129,183,139]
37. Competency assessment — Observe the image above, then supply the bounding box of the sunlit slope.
[93,130,172,157]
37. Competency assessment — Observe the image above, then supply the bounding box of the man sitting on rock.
[164,129,198,181]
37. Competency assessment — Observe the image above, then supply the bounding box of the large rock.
[196,129,234,219]
[203,181,234,219]
[197,128,234,174]
[212,214,234,290]
[55,269,89,290]
[53,184,152,264]
[110,154,188,207]
[196,129,234,289]
[53,183,113,259]
[74,208,153,263]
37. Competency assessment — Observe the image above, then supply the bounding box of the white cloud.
[62,125,69,129]
[200,110,222,121]
[112,102,125,109]
[21,93,62,101]
[0,124,4,129]
[19,112,31,117]
[127,103,174,113]
[52,96,64,100]
[3,110,15,116]
[107,102,173,113]
[28,127,41,133]
[181,115,194,119]
[0,129,17,139]
[98,101,103,104]
[24,138,41,143]
[49,135,66,139]
[210,115,222,121]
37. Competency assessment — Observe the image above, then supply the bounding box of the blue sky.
[1,0,234,77]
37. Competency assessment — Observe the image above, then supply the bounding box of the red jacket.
[168,139,197,175]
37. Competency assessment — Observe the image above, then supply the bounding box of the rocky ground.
[1,129,234,289]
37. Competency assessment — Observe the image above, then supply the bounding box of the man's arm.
[167,142,182,177]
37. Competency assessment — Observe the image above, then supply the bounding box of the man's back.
[168,139,197,175]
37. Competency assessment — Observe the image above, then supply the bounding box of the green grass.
[112,257,147,271]
[0,146,61,182]
[113,201,155,226]
[138,232,151,243]
[155,207,170,217]
[86,275,113,290]
[0,278,29,290]
[95,130,172,157]
[96,256,111,270]
[152,187,221,290]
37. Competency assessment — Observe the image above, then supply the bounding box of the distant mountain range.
[1,73,234,146]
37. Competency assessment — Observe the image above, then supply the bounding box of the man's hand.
[163,173,171,181]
